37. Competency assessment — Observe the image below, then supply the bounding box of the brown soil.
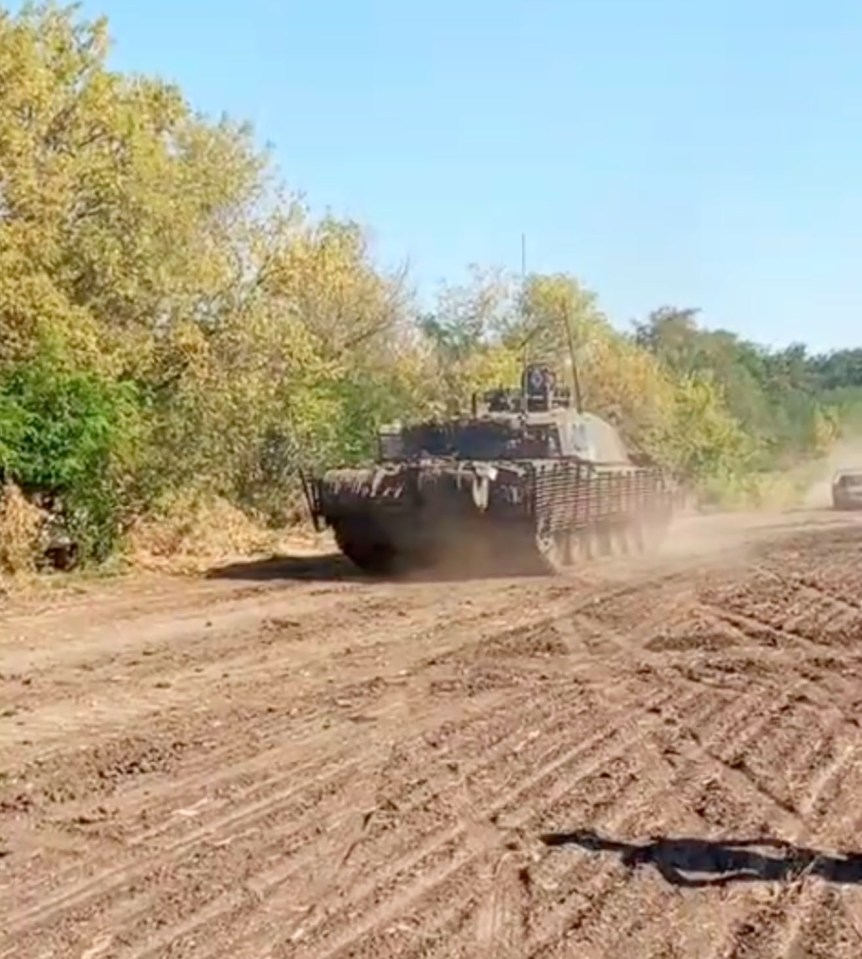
[3,507,862,958]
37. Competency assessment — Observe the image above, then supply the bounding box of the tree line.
[2,3,861,566]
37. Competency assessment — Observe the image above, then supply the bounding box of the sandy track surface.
[2,508,862,958]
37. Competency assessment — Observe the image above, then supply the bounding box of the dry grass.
[126,490,324,573]
[0,482,45,578]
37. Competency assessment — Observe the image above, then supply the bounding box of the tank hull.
[309,457,677,576]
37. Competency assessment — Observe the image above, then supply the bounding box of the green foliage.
[0,348,143,559]
[632,306,855,491]
[659,375,751,479]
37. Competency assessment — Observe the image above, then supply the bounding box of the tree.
[0,3,422,542]
[632,306,702,372]
[0,3,268,375]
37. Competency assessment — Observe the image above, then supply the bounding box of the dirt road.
[3,508,862,958]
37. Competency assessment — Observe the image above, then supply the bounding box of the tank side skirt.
[531,460,674,536]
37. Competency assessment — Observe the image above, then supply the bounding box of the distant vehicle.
[832,468,862,510]
[300,364,680,576]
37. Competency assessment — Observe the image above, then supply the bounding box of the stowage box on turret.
[301,365,679,575]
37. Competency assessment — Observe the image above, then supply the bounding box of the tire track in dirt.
[697,683,862,958]
[281,699,681,959]
[4,679,512,945]
[406,724,723,959]
[111,683,686,959]
[529,724,860,959]
[519,692,807,957]
[535,665,862,954]
[3,573,641,957]
[279,671,802,958]
[494,555,862,957]
[10,568,676,816]
[4,515,862,959]
[1,582,527,755]
[0,640,764,956]
[182,568,736,959]
[2,581,573,808]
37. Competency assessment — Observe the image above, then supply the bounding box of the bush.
[696,470,810,512]
[0,353,144,562]
[125,490,279,570]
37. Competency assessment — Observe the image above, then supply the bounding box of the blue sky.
[58,1,862,349]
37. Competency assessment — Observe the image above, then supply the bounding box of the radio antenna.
[562,300,583,413]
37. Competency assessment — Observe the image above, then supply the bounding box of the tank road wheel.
[333,518,397,575]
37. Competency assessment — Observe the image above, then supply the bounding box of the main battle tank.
[301,366,679,575]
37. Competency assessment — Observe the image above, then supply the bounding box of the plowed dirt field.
[3,509,862,958]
